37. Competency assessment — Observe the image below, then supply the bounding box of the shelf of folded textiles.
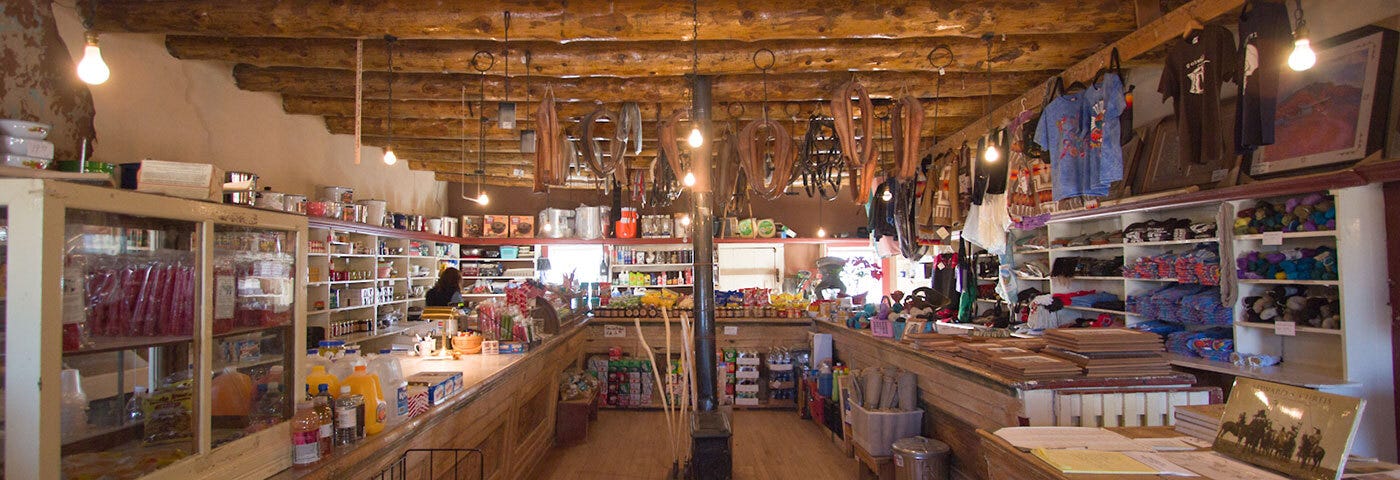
[1235,278,1340,286]
[1235,321,1343,335]
[1163,353,1355,388]
[1048,243,1124,253]
[1122,276,1181,282]
[1061,305,1132,316]
[1121,237,1219,247]
[1013,248,1050,255]
[1065,275,1127,281]
[1234,230,1337,241]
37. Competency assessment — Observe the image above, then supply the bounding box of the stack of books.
[1173,403,1225,441]
[1041,329,1172,377]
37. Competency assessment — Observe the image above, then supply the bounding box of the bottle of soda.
[292,402,322,466]
[312,394,335,457]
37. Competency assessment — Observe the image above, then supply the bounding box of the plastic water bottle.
[250,382,287,431]
[125,386,148,425]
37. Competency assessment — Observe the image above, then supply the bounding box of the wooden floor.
[529,409,860,480]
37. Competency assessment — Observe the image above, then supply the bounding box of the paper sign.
[723,326,738,335]
[1274,321,1297,336]
[1262,231,1284,245]
[1211,169,1228,182]
[214,275,236,319]
[603,325,625,338]
[1123,451,1200,476]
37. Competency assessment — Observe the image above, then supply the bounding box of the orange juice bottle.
[305,365,340,399]
[343,365,385,435]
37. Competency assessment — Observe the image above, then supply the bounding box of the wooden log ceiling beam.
[233,65,1051,103]
[283,96,1008,123]
[370,137,650,153]
[167,34,1119,77]
[94,0,1137,40]
[400,151,659,166]
[928,0,1246,157]
[431,172,539,188]
[327,117,964,142]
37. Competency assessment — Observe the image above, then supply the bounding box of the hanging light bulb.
[1288,37,1316,71]
[1287,0,1315,72]
[687,126,704,148]
[983,144,1001,163]
[77,32,110,85]
[817,227,827,238]
[382,147,397,165]
[476,191,490,205]
[682,171,697,187]
[881,189,893,202]
[680,214,692,226]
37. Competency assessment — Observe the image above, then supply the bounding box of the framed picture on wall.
[1249,28,1396,176]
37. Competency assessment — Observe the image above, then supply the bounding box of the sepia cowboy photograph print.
[1214,378,1366,480]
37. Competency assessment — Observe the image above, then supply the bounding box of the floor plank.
[530,409,859,479]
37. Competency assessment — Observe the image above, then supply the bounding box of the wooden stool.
[854,442,895,480]
[555,397,595,445]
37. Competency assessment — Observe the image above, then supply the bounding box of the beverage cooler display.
[0,179,306,480]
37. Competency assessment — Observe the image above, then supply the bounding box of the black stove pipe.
[689,74,718,412]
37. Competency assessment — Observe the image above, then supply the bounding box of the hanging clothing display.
[1008,108,1054,224]
[1084,70,1128,194]
[1159,25,1239,165]
[1235,0,1293,153]
[963,129,1012,255]
[1035,87,1089,200]
[929,151,962,230]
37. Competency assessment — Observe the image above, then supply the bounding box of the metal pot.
[223,171,257,205]
[254,189,286,211]
[574,205,610,240]
[538,208,576,238]
[283,194,307,214]
[356,199,388,226]
[318,185,354,203]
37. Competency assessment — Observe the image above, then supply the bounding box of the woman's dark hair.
[431,267,461,294]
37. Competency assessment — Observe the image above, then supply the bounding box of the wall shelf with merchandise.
[305,222,451,344]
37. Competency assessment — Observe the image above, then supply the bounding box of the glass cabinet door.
[59,210,199,480]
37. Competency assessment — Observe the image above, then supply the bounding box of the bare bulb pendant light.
[1287,0,1316,71]
[383,35,398,165]
[470,51,496,205]
[981,34,1000,163]
[686,0,704,149]
[77,0,109,85]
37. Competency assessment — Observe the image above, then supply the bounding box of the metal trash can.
[892,436,951,480]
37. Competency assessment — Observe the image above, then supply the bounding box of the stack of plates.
[1173,404,1225,441]
[1042,328,1171,377]
[1,119,54,170]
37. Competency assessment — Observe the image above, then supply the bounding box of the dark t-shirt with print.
[1159,25,1238,165]
[1235,0,1292,153]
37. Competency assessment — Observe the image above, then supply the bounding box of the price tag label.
[1275,321,1297,336]
[723,326,738,335]
[1211,169,1228,182]
[603,325,625,338]
[1263,231,1284,246]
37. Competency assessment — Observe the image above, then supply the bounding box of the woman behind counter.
[425,267,463,307]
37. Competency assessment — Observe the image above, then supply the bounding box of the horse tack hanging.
[657,109,687,181]
[800,115,842,201]
[533,87,563,192]
[892,95,925,181]
[737,119,795,200]
[579,107,629,186]
[830,79,876,170]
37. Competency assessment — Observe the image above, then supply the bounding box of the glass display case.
[0,179,307,480]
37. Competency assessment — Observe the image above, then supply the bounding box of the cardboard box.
[407,371,463,405]
[461,215,483,238]
[482,215,510,238]
[510,215,535,238]
[136,159,223,201]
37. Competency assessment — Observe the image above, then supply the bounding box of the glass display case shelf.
[64,335,190,356]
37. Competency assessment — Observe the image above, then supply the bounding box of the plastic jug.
[343,365,386,435]
[211,366,255,416]
[369,350,408,426]
[306,365,340,399]
[329,354,363,383]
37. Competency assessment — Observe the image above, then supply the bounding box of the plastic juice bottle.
[312,395,335,457]
[306,365,340,399]
[334,385,363,445]
[344,365,385,435]
[292,402,322,466]
[369,350,407,426]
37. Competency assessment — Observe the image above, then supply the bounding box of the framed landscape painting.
[1213,378,1364,480]
[1251,28,1396,176]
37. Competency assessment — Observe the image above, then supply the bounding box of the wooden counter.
[582,317,812,358]
[273,317,588,480]
[815,322,1206,480]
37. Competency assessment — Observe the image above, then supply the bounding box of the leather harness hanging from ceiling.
[533,88,562,192]
[580,107,630,186]
[736,119,796,200]
[892,95,925,181]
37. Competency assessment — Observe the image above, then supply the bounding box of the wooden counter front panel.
[825,326,1024,480]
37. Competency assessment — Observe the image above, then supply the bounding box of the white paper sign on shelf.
[603,325,625,338]
[1262,231,1284,246]
[214,275,236,319]
[1274,321,1297,336]
[723,326,738,335]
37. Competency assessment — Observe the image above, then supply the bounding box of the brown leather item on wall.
[830,80,876,170]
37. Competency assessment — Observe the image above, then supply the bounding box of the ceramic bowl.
[0,120,51,140]
[1,136,55,159]
[3,154,52,170]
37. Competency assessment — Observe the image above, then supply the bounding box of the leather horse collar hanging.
[737,119,796,200]
[580,104,640,186]
[831,80,876,203]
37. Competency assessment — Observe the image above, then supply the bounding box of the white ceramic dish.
[0,120,51,140]
[3,154,53,170]
[1,136,55,159]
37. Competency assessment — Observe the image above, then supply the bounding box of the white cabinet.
[717,243,784,290]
